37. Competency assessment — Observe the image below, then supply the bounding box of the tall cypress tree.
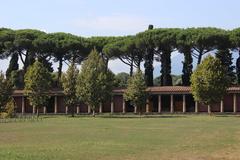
[6,53,19,79]
[161,50,172,86]
[182,47,193,86]
[176,29,193,86]
[216,48,235,84]
[143,25,154,86]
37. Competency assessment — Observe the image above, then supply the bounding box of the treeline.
[1,26,240,88]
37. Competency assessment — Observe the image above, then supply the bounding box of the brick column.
[111,101,114,114]
[134,106,137,114]
[33,105,36,114]
[54,96,58,114]
[77,106,80,114]
[208,105,211,114]
[158,95,161,113]
[146,98,150,113]
[99,103,102,113]
[183,95,186,113]
[195,101,198,113]
[170,95,174,113]
[43,106,46,114]
[122,99,126,113]
[233,94,237,113]
[220,100,224,113]
[21,96,25,114]
[65,106,68,114]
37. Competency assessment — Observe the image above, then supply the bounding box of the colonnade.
[19,93,239,114]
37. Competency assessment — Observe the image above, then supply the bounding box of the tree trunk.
[130,60,133,76]
[197,51,203,65]
[92,109,95,117]
[57,58,63,85]
[23,51,29,73]
[105,58,109,72]
[137,61,141,71]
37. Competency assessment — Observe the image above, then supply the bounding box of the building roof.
[113,86,240,95]
[12,86,240,97]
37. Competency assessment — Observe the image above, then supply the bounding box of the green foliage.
[24,60,52,116]
[10,70,24,89]
[1,27,240,88]
[114,72,130,88]
[152,28,180,86]
[190,56,230,107]
[153,75,182,86]
[230,28,240,84]
[4,98,15,118]
[124,70,147,112]
[104,36,144,76]
[176,29,193,86]
[230,28,240,49]
[136,25,155,86]
[0,72,13,111]
[189,27,225,64]
[216,48,236,84]
[61,62,79,116]
[76,49,114,115]
[34,33,88,85]
[14,29,46,71]
[6,53,19,78]
[0,28,15,59]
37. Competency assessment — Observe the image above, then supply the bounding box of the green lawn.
[0,115,240,160]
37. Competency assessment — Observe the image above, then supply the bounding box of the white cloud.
[71,14,150,36]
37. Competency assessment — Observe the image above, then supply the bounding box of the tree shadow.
[99,114,187,119]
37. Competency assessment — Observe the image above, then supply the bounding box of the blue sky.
[1,0,240,76]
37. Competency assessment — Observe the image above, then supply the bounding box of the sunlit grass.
[0,115,240,160]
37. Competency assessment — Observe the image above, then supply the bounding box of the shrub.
[4,98,15,118]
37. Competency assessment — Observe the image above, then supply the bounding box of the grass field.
[0,115,240,160]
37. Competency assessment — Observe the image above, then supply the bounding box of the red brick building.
[12,86,240,114]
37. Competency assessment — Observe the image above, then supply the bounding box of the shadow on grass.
[90,114,187,119]
[215,115,240,118]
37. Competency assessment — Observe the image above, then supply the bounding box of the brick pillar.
[77,106,80,114]
[65,106,68,114]
[195,101,198,113]
[183,94,186,113]
[158,95,161,113]
[220,100,224,113]
[33,105,36,114]
[208,105,211,114]
[43,106,46,114]
[54,96,58,114]
[146,98,150,113]
[21,96,25,114]
[170,95,174,113]
[111,101,114,114]
[233,94,237,113]
[134,106,137,114]
[99,103,102,113]
[122,99,126,114]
